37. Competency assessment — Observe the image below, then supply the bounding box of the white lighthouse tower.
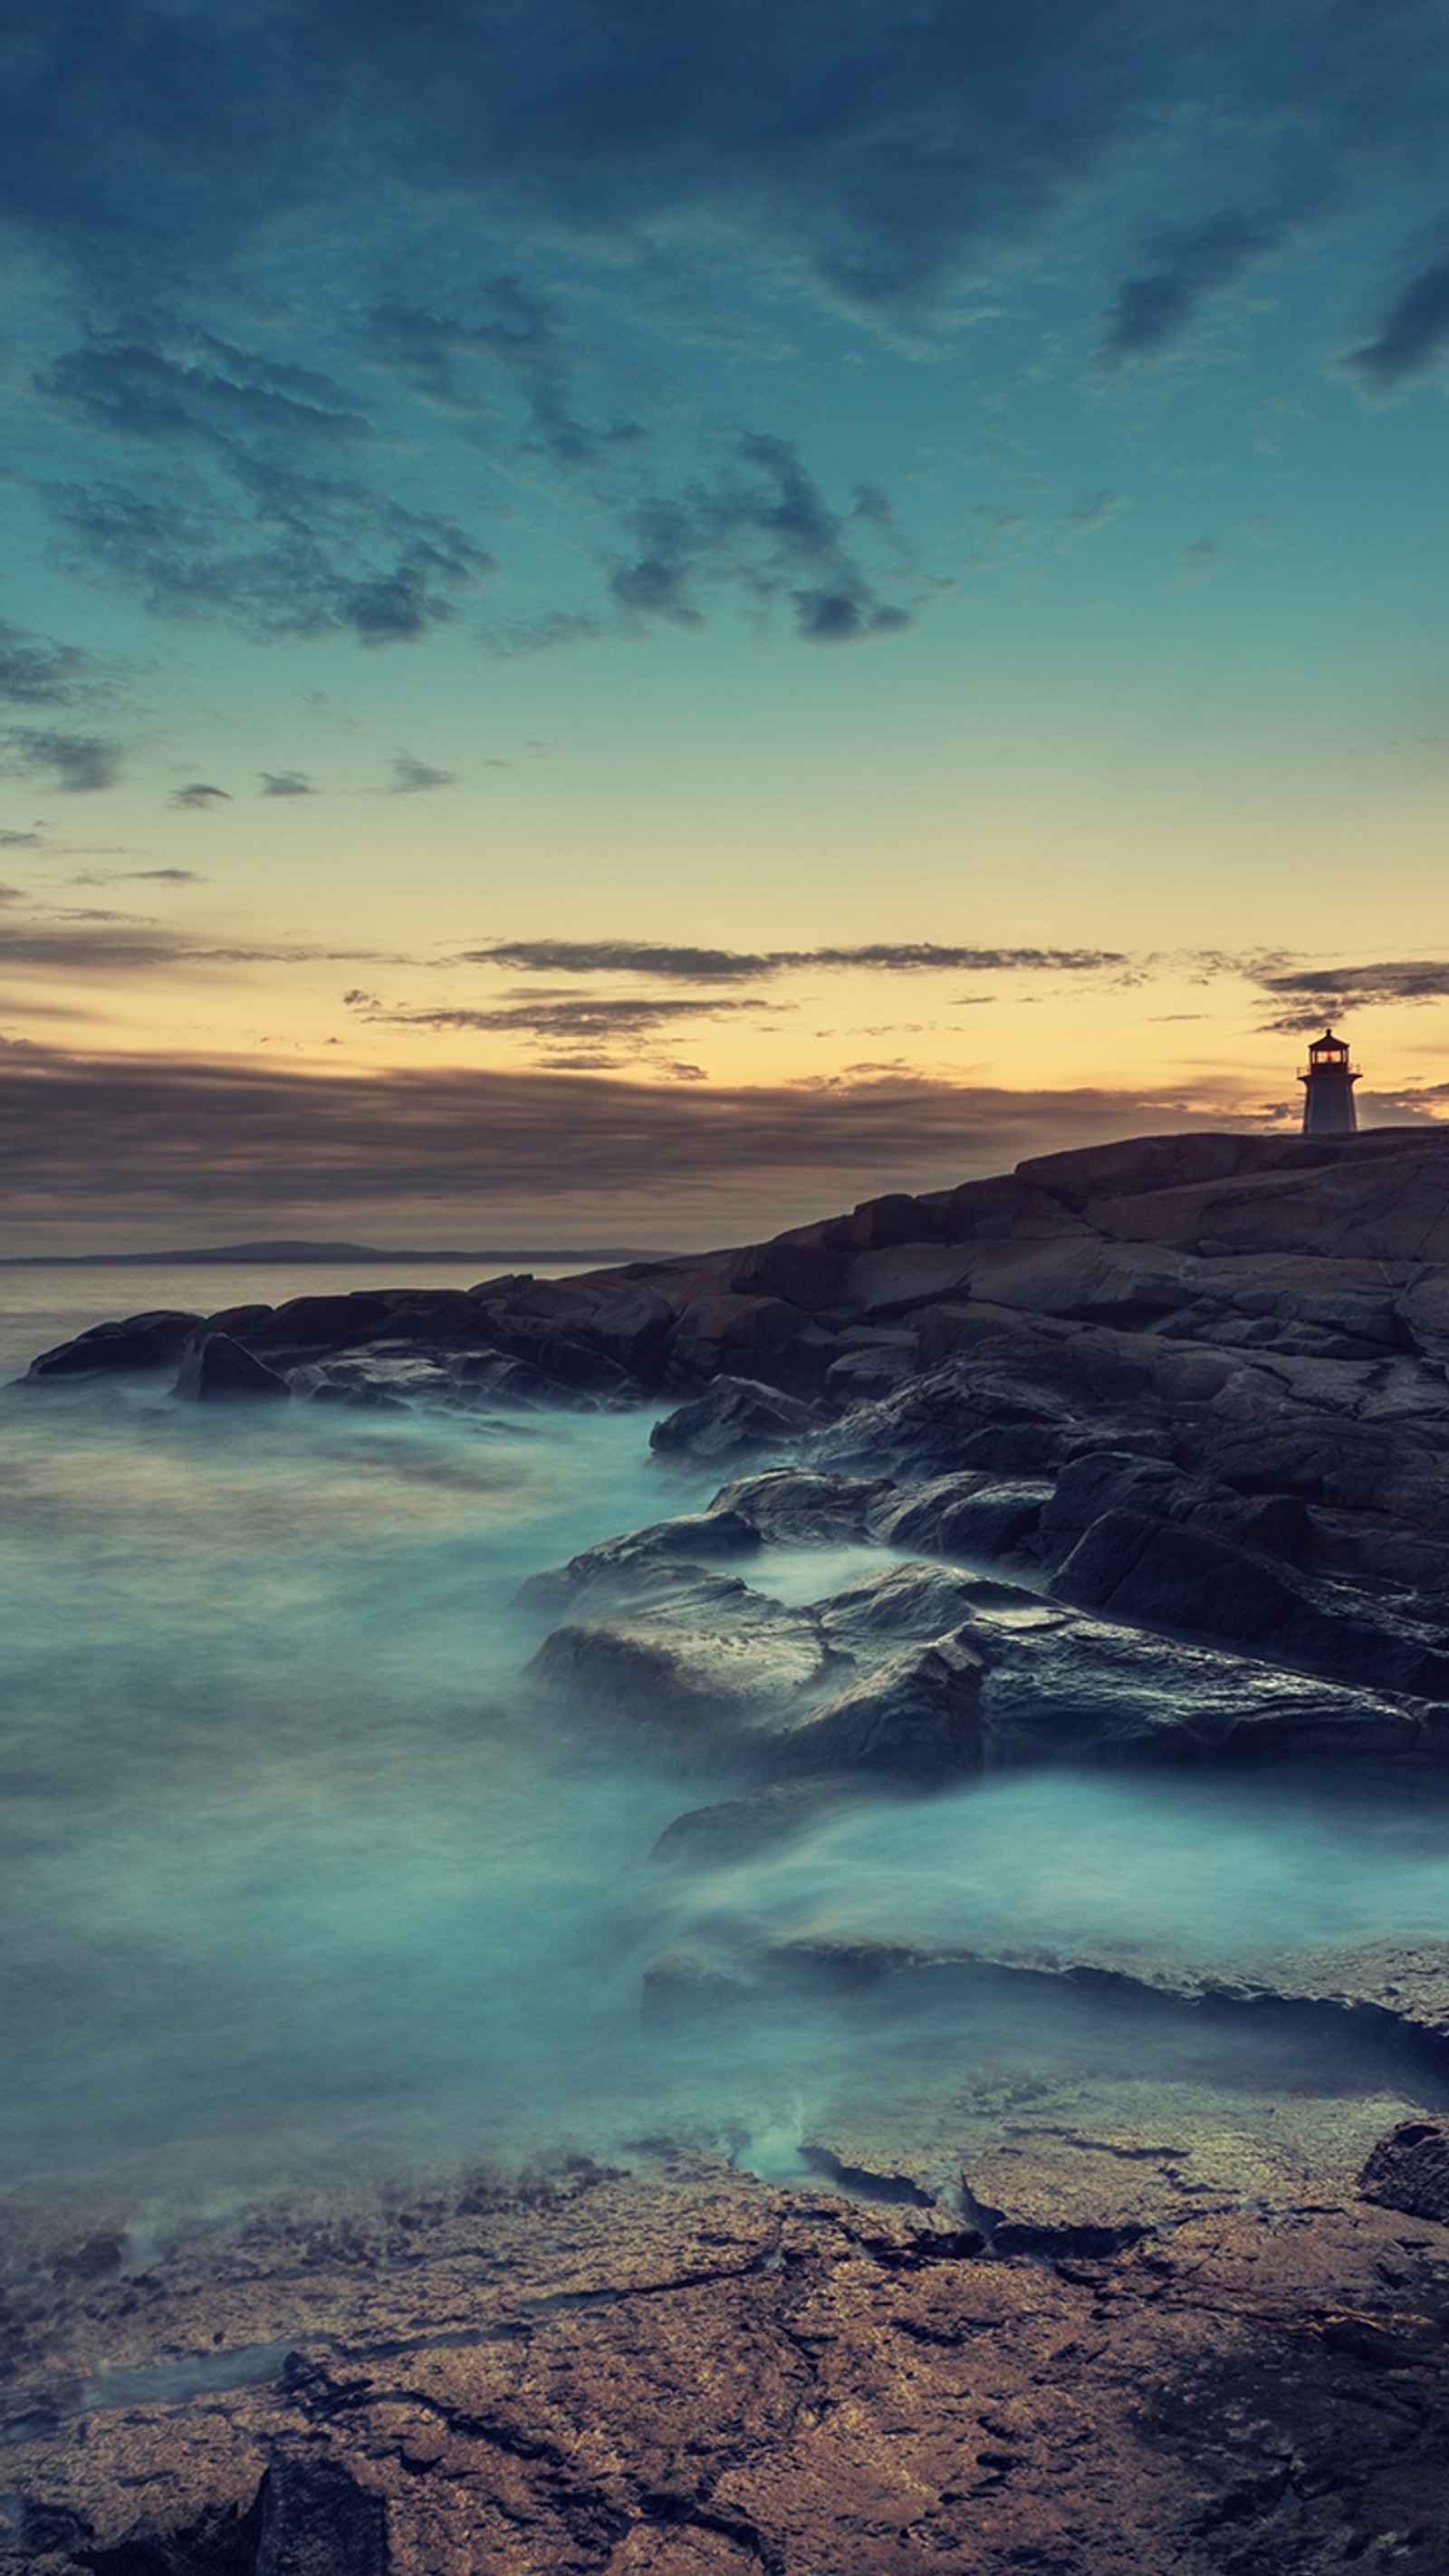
[1299,1027,1359,1135]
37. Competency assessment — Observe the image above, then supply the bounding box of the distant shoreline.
[0,1243,677,1269]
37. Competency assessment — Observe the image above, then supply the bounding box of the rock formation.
[14,1127,1449,2569]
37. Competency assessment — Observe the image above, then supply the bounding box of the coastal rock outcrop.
[23,1125,1449,1735]
[173,1331,291,1404]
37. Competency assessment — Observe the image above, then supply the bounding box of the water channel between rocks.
[4,1267,1449,2254]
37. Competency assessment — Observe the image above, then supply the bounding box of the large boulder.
[516,1509,762,1611]
[650,1376,821,1465]
[528,1573,834,1739]
[1051,1505,1449,1699]
[1358,2119,1449,2224]
[173,1332,291,1404]
[709,1469,890,1545]
[24,1310,203,1379]
[872,1474,1052,1563]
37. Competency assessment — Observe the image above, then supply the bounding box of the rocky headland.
[11,1126,1449,2571]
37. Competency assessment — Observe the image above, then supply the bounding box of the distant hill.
[0,1240,675,1268]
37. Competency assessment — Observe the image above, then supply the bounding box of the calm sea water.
[3,1264,1449,2226]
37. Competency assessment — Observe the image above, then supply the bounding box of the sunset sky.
[3,0,1449,1248]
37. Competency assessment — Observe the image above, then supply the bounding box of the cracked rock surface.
[5,2130,1449,2575]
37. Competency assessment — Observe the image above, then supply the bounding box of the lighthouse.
[1299,1027,1358,1135]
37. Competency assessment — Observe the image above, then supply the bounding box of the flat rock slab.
[5,2148,1449,2576]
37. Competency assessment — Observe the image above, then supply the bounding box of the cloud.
[0,918,400,977]
[0,729,124,793]
[464,938,1128,979]
[169,781,230,811]
[1062,489,1126,543]
[601,434,913,643]
[36,322,495,647]
[43,466,494,648]
[367,283,645,468]
[260,770,317,797]
[387,755,458,794]
[0,1043,1288,1244]
[1252,956,1449,1030]
[69,866,203,885]
[1346,259,1449,392]
[1174,538,1220,587]
[1102,211,1278,360]
[349,993,761,1058]
[4,0,1447,689]
[0,830,45,849]
[0,617,108,708]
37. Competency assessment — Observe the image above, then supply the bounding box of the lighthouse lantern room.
[1299,1028,1359,1136]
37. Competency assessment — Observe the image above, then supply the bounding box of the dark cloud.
[43,466,493,649]
[70,867,203,886]
[465,938,1128,979]
[602,435,912,643]
[41,331,371,452]
[0,918,399,976]
[1252,957,1449,1031]
[0,729,124,793]
[367,283,644,468]
[387,755,458,794]
[1102,211,1278,360]
[169,782,229,811]
[0,830,45,849]
[1347,259,1449,391]
[350,994,760,1054]
[12,1,1440,339]
[259,771,317,796]
[2,0,1445,682]
[0,618,105,708]
[0,1043,1282,1243]
[36,322,494,647]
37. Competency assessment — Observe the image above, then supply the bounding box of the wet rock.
[871,1474,1052,1562]
[650,1776,864,1866]
[527,1574,834,1739]
[823,1340,919,1402]
[590,1284,675,1382]
[24,1311,203,1380]
[1358,2118,1449,2224]
[516,1510,762,1611]
[1051,1506,1449,1700]
[533,1335,637,1398]
[173,1333,291,1404]
[766,1634,987,1782]
[817,1560,1027,1651]
[450,1351,599,1410]
[707,1468,891,1545]
[650,1375,821,1464]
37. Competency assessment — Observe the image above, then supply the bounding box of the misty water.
[4,1265,1449,2233]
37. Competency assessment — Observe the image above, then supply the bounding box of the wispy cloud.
[464,938,1129,980]
[1346,257,1449,394]
[259,769,317,797]
[386,755,458,794]
[0,729,125,793]
[1252,956,1449,1031]
[169,781,230,811]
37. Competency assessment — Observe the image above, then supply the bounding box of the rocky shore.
[10,1126,1449,2571]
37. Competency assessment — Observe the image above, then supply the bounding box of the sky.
[3,0,1449,1250]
